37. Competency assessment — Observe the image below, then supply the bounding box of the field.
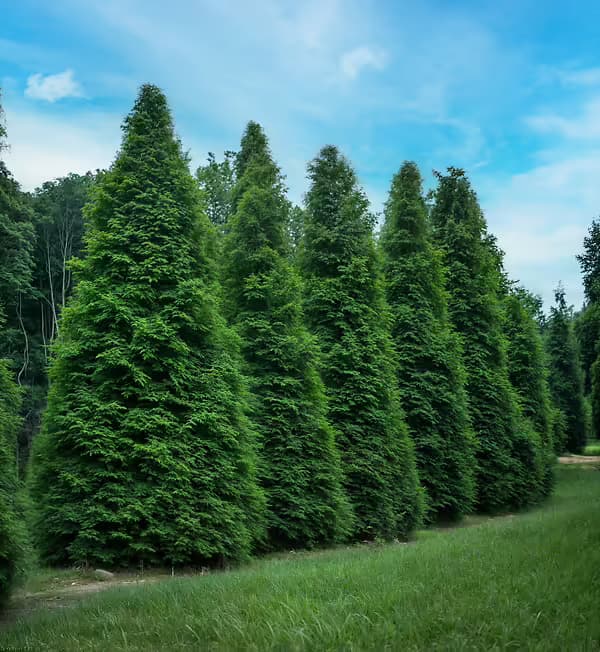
[584,439,600,456]
[2,465,599,651]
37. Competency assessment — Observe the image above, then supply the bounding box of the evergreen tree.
[504,288,555,496]
[380,161,476,521]
[222,122,349,549]
[546,286,587,453]
[431,168,542,511]
[577,219,600,305]
[576,219,600,438]
[29,85,264,567]
[300,146,423,540]
[574,304,600,395]
[196,151,236,230]
[0,357,22,606]
[0,98,35,374]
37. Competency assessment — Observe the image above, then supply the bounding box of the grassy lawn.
[2,465,599,651]
[584,439,600,456]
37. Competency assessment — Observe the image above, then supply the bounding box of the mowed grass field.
[584,439,600,456]
[2,465,599,651]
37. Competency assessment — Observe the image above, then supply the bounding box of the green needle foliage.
[222,122,349,549]
[29,84,264,568]
[546,286,587,454]
[300,146,423,541]
[0,359,22,605]
[576,219,600,439]
[431,168,542,511]
[504,289,555,496]
[380,161,476,522]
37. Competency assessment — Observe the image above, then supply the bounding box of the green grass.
[584,439,600,456]
[2,467,599,651]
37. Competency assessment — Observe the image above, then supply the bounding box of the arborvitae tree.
[546,286,587,453]
[504,288,555,495]
[222,123,349,549]
[196,151,236,230]
[0,357,22,606]
[576,219,600,438]
[431,168,542,511]
[574,304,600,395]
[29,84,264,567]
[300,146,423,540]
[0,97,35,374]
[577,219,600,305]
[380,161,475,522]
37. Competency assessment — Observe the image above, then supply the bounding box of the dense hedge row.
[3,84,593,584]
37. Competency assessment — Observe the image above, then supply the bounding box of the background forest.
[1,84,598,604]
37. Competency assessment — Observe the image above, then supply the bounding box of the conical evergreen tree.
[380,161,475,522]
[222,122,349,549]
[0,358,21,605]
[546,286,587,453]
[576,219,600,438]
[504,288,555,496]
[29,85,264,567]
[300,146,423,540]
[431,168,542,511]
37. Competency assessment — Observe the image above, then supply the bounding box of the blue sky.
[2,0,600,309]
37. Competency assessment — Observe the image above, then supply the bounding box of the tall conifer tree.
[222,123,349,549]
[546,286,587,453]
[576,219,600,437]
[380,161,475,521]
[29,85,264,567]
[431,168,542,511]
[504,289,555,496]
[0,358,22,605]
[300,146,422,540]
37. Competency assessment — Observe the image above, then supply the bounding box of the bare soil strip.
[558,455,600,465]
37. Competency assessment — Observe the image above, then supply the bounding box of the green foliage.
[546,286,587,453]
[431,168,543,511]
[574,304,600,394]
[196,151,236,230]
[577,219,600,305]
[590,357,600,442]
[576,219,600,438]
[12,173,96,468]
[503,290,555,496]
[28,84,264,568]
[0,139,35,373]
[222,122,349,549]
[300,146,423,540]
[0,359,22,605]
[380,161,476,522]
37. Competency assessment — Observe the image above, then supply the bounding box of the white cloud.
[481,152,600,309]
[3,105,119,189]
[25,70,83,103]
[527,97,600,140]
[340,46,387,80]
[560,67,600,87]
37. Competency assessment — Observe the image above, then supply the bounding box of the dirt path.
[558,455,600,465]
[1,573,190,624]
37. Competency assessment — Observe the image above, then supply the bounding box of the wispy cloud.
[527,96,600,140]
[560,67,600,86]
[4,105,119,189]
[340,46,387,80]
[482,152,600,308]
[25,69,83,102]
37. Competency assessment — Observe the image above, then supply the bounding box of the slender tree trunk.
[16,292,29,386]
